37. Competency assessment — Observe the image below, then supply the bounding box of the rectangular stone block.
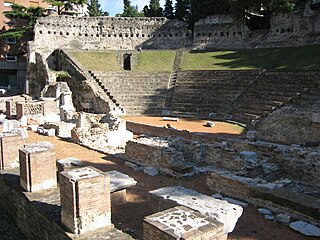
[143,206,226,240]
[150,186,243,234]
[0,134,24,170]
[19,142,56,192]
[60,167,111,234]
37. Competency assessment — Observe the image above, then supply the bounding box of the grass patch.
[135,50,176,72]
[69,51,120,71]
[181,45,320,70]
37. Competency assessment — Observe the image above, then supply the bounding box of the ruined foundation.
[19,142,56,192]
[143,206,226,240]
[59,167,111,234]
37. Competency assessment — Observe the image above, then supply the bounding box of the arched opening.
[123,54,131,70]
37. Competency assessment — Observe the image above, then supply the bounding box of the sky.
[101,0,176,17]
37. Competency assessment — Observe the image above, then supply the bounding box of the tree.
[143,0,163,17]
[190,0,230,24]
[163,0,174,19]
[175,0,191,21]
[0,3,46,40]
[229,0,305,18]
[44,0,87,15]
[122,0,144,17]
[87,0,108,16]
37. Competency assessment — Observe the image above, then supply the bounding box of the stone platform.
[149,186,243,233]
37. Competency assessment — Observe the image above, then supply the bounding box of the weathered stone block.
[19,142,56,192]
[60,167,111,234]
[143,206,226,240]
[149,186,243,233]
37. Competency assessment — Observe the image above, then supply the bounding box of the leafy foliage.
[163,0,174,19]
[143,0,163,17]
[190,0,230,25]
[44,0,87,15]
[88,0,109,16]
[121,0,144,17]
[175,0,191,21]
[0,3,46,39]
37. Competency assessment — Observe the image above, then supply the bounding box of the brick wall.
[60,167,111,234]
[19,143,56,192]
[0,134,24,170]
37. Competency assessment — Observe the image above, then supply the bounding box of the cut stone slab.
[162,117,178,122]
[289,221,320,237]
[107,170,137,192]
[125,161,137,169]
[150,186,243,233]
[144,206,226,240]
[275,213,291,224]
[239,151,257,162]
[57,157,84,173]
[258,208,272,215]
[143,166,159,176]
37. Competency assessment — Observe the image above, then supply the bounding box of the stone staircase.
[169,70,260,119]
[88,70,126,115]
[232,71,320,123]
[91,71,171,116]
[163,50,183,111]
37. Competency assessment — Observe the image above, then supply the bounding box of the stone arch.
[123,53,131,70]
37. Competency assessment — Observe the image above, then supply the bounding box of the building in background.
[0,0,56,95]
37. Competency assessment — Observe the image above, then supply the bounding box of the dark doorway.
[123,54,131,70]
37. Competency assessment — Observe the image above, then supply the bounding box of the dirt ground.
[24,117,317,240]
[123,116,245,139]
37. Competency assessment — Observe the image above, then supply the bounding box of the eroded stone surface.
[289,221,320,237]
[144,206,225,239]
[150,186,243,233]
[107,170,137,192]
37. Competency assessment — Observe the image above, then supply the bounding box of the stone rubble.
[143,166,159,176]
[275,213,291,224]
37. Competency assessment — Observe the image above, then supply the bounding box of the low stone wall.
[0,172,70,239]
[125,139,182,170]
[206,171,320,224]
[126,121,320,187]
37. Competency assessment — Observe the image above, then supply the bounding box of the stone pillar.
[59,167,111,234]
[5,100,16,118]
[143,206,227,240]
[0,134,24,170]
[19,142,56,192]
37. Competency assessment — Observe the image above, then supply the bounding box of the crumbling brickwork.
[59,167,111,234]
[19,142,56,192]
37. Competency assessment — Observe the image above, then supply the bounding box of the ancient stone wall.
[0,173,70,239]
[193,15,248,49]
[193,10,320,49]
[33,16,188,52]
